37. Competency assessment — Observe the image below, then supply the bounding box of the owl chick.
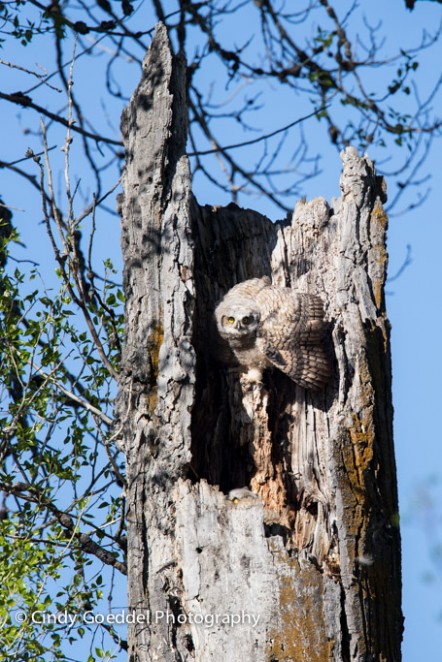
[214,276,330,390]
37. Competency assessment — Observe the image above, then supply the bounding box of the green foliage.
[388,53,419,96]
[0,220,126,660]
[0,1,66,46]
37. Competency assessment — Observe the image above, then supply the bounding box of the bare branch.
[0,91,122,147]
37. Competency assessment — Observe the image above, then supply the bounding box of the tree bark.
[117,23,402,662]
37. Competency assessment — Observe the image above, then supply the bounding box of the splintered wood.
[118,23,402,662]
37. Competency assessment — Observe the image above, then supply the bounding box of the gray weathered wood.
[117,23,402,662]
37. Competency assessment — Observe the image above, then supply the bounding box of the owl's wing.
[257,289,330,390]
[263,343,330,390]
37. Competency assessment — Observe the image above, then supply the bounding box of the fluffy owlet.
[214,276,330,390]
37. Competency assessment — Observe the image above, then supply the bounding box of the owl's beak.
[235,321,241,330]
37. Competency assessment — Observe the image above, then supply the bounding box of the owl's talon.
[240,368,263,386]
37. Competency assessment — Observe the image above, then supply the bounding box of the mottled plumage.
[214,276,330,390]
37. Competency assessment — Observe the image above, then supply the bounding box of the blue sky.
[2,1,442,659]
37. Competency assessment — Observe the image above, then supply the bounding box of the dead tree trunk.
[117,23,402,662]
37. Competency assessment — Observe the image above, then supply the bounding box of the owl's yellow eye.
[242,316,252,325]
[227,316,235,324]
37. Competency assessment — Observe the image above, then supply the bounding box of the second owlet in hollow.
[214,276,330,390]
